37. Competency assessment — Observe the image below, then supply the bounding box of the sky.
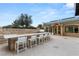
[0,3,75,27]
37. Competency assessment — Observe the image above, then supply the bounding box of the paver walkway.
[0,35,79,56]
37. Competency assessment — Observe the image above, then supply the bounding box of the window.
[68,26,73,33]
[74,26,78,33]
[45,27,48,32]
[49,27,52,32]
[65,26,69,32]
[65,25,79,33]
[65,26,73,33]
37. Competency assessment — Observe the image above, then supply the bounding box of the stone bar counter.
[3,32,51,53]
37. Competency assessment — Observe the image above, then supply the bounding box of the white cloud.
[34,8,58,22]
[35,8,57,18]
[0,13,18,26]
[65,3,75,9]
[61,3,75,16]
[65,9,74,14]
[39,9,56,14]
[32,8,59,26]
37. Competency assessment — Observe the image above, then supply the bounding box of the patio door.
[53,26,57,35]
[53,26,61,35]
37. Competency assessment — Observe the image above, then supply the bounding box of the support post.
[56,25,59,35]
[60,25,64,36]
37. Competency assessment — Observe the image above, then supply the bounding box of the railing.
[4,32,51,53]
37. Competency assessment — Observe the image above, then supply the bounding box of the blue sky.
[0,3,75,27]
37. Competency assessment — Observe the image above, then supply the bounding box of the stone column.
[8,39,10,50]
[78,25,79,33]
[73,26,75,33]
[44,26,46,32]
[56,25,59,35]
[60,24,64,36]
[48,26,50,32]
[52,26,53,34]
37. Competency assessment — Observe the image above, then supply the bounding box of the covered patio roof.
[44,16,79,26]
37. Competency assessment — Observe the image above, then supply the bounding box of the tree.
[23,14,32,27]
[12,19,19,28]
[3,13,33,28]
[19,14,25,27]
[12,13,32,28]
[3,25,12,28]
[37,24,43,29]
[28,26,36,29]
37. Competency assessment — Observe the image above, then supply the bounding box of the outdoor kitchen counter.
[3,32,50,53]
[4,32,48,39]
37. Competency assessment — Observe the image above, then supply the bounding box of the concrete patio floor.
[0,35,79,56]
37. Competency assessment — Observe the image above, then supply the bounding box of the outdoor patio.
[0,35,79,56]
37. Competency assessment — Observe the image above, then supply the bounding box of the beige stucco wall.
[64,33,79,37]
[1,28,40,34]
[0,28,40,44]
[62,20,79,37]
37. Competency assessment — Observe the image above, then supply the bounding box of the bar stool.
[16,36,27,53]
[42,34,45,43]
[44,33,48,42]
[37,35,40,45]
[31,35,37,47]
[39,34,44,44]
[23,36,27,48]
[27,35,37,48]
[47,33,51,41]
[27,36,31,48]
